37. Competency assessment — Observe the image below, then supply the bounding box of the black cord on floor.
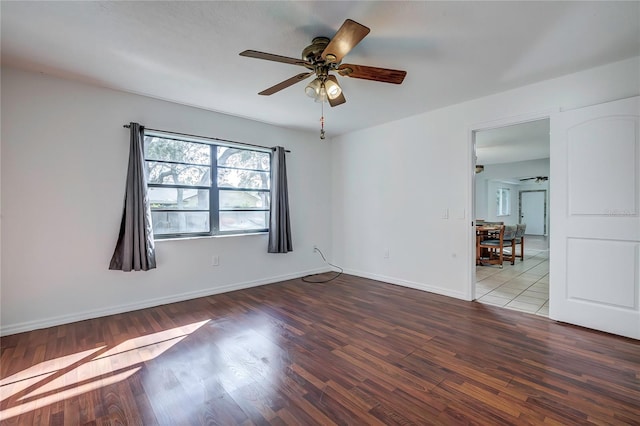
[302,247,344,283]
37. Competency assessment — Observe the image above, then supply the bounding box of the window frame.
[144,131,271,239]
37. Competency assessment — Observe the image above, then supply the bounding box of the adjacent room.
[2,2,639,424]
[474,120,550,316]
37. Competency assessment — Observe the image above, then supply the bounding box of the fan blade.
[321,19,370,64]
[520,177,534,181]
[258,72,313,96]
[338,64,406,84]
[327,75,346,107]
[240,50,308,66]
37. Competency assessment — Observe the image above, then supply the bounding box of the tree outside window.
[497,188,510,217]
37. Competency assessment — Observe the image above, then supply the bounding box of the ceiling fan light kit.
[305,77,342,102]
[240,18,407,138]
[325,80,342,99]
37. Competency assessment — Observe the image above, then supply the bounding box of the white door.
[520,191,546,235]
[550,96,640,339]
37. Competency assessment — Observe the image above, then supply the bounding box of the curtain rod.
[122,124,290,153]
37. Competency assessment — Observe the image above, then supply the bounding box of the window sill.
[154,232,268,242]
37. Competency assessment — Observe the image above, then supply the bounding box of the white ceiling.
[476,119,550,165]
[2,1,639,137]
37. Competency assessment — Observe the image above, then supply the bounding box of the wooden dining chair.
[478,225,504,267]
[478,225,517,267]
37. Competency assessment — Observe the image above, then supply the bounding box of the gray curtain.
[109,122,156,271]
[268,146,293,253]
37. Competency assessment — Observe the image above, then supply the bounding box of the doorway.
[472,116,550,316]
[519,189,547,235]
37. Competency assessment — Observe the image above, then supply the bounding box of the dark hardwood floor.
[2,274,639,425]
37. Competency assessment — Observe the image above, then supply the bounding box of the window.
[144,132,270,238]
[497,188,510,217]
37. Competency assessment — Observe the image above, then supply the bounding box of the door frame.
[519,189,547,235]
[468,109,557,301]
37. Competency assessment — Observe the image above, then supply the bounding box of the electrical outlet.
[212,255,219,266]
[313,245,318,253]
[384,249,390,259]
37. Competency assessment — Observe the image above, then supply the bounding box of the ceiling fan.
[520,176,549,183]
[239,19,407,137]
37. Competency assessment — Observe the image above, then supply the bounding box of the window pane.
[219,190,270,209]
[218,168,270,189]
[145,137,210,165]
[219,211,269,231]
[149,188,209,210]
[217,147,270,171]
[151,211,209,235]
[144,134,274,237]
[146,162,210,186]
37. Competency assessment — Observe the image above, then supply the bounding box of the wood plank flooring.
[2,274,639,425]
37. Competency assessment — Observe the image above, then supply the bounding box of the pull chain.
[320,100,326,139]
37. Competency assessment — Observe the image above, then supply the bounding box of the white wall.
[1,67,332,335]
[331,56,639,301]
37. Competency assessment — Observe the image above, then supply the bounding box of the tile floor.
[475,235,549,317]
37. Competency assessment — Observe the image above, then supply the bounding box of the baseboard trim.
[342,269,468,300]
[1,267,331,336]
